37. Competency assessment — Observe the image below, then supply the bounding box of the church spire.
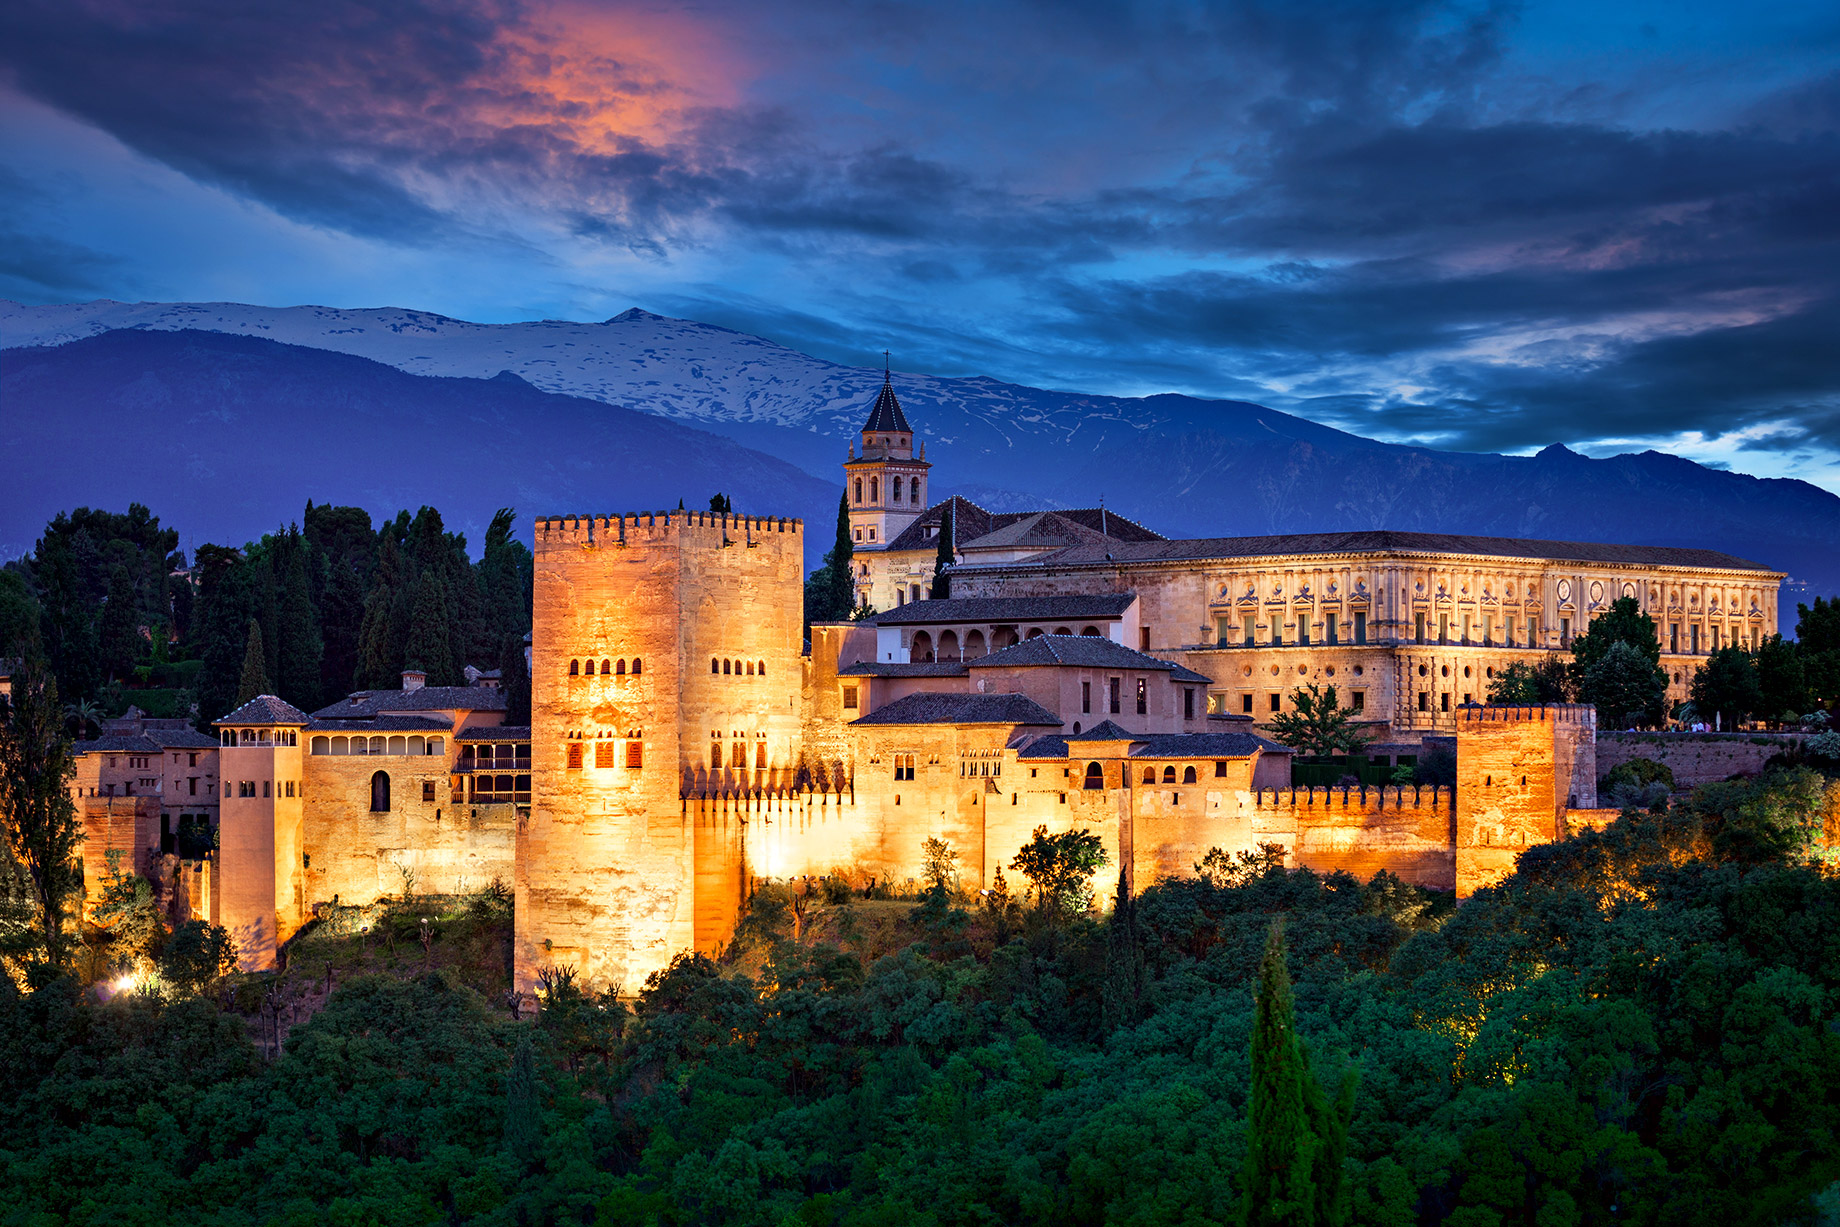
[861,354,912,433]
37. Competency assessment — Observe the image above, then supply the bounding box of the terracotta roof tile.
[849,693,1061,726]
[216,695,311,726]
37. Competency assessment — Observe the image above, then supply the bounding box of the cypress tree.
[1102,867,1145,1031]
[274,527,323,710]
[499,635,531,727]
[1243,919,1318,1227]
[504,1031,542,1169]
[823,493,856,618]
[931,503,954,600]
[355,537,404,690]
[236,620,270,704]
[192,544,253,727]
[97,564,142,683]
[403,574,457,686]
[0,660,84,976]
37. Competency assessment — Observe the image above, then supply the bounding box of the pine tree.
[931,503,954,600]
[403,573,457,685]
[504,1031,542,1169]
[1243,920,1319,1227]
[236,620,270,704]
[0,660,84,975]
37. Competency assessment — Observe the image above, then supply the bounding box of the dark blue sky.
[3,1,1837,487]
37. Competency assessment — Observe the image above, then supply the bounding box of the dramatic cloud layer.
[2,0,1837,485]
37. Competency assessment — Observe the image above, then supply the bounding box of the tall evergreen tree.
[236,620,270,704]
[499,635,531,727]
[1102,867,1146,1031]
[931,503,954,600]
[273,528,323,710]
[306,502,376,704]
[192,544,255,728]
[1243,920,1319,1227]
[403,574,457,686]
[96,564,142,683]
[477,508,534,651]
[829,493,855,616]
[0,661,83,977]
[356,537,405,690]
[504,1030,542,1169]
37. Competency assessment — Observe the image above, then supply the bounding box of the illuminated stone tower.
[844,364,930,605]
[1453,703,1599,896]
[516,509,805,997]
[214,696,309,971]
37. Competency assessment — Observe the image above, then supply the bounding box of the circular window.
[1242,664,1253,677]
[1270,665,1280,676]
[1441,665,1450,677]
[1463,665,1472,678]
[1590,580,1605,603]
[1418,664,1428,677]
[1558,579,1571,601]
[1623,582,1636,599]
[1324,666,1335,677]
[1353,665,1364,676]
[1298,664,1309,675]
[1486,667,1495,678]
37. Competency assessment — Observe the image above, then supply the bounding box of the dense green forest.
[0,502,533,728]
[3,745,1840,1224]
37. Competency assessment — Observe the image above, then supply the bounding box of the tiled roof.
[143,728,220,749]
[849,693,1061,727]
[306,715,454,733]
[311,686,508,719]
[838,661,970,678]
[1017,734,1070,759]
[1130,732,1294,758]
[977,529,1774,572]
[455,725,531,742]
[960,512,1116,553]
[217,695,311,726]
[871,593,1137,626]
[73,734,162,755]
[967,634,1214,683]
[861,375,912,433]
[884,497,1163,554]
[1066,719,1138,741]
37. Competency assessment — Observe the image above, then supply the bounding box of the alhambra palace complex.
[71,375,1785,995]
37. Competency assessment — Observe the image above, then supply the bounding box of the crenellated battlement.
[1252,784,1453,811]
[534,512,802,550]
[1459,702,1596,727]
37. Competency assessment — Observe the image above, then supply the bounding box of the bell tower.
[843,358,930,601]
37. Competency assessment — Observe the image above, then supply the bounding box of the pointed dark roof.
[217,695,311,726]
[861,373,912,433]
[883,496,1163,553]
[1066,719,1139,741]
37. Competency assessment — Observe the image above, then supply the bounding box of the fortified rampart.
[1595,731,1802,789]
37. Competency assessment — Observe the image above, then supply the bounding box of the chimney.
[401,669,427,692]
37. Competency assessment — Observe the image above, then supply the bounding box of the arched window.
[1054,626,1072,635]
[310,736,329,755]
[632,658,642,674]
[746,661,755,675]
[725,659,734,674]
[1183,765,1197,784]
[893,476,903,502]
[369,771,391,813]
[586,659,597,675]
[615,659,626,675]
[1081,625,1101,637]
[712,658,720,673]
[965,629,987,658]
[870,477,879,502]
[913,479,922,503]
[1084,762,1105,790]
[388,735,406,755]
[1142,767,1154,784]
[854,478,863,502]
[757,660,765,676]
[1162,765,1177,783]
[600,659,611,674]
[569,659,580,675]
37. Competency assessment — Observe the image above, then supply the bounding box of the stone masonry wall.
[1595,731,1802,789]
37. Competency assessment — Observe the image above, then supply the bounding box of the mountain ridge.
[4,299,1836,623]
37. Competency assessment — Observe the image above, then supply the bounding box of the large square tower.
[516,510,804,996]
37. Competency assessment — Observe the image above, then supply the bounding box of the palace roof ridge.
[869,593,1138,626]
[954,528,1777,573]
[217,695,311,726]
[966,633,1213,682]
[848,692,1062,727]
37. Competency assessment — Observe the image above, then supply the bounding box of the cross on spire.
[883,350,891,384]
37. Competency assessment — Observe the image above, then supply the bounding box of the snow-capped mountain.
[6,298,1840,623]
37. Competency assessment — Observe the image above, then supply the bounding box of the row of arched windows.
[1082,762,1204,788]
[712,658,766,676]
[570,658,641,676]
[851,476,923,505]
